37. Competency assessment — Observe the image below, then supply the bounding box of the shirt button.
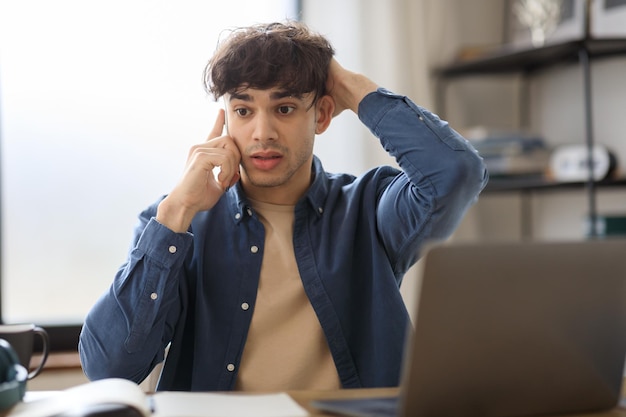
[235,213,241,220]
[246,208,253,216]
[168,245,177,254]
[241,302,249,311]
[150,293,158,300]
[250,246,259,254]
[227,363,235,372]
[318,207,323,214]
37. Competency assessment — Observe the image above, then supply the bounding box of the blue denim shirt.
[79,88,488,390]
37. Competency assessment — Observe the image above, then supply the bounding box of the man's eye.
[278,106,294,115]
[235,108,249,116]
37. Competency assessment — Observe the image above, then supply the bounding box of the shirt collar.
[226,155,329,223]
[302,156,329,219]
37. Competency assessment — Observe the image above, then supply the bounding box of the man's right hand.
[156,109,241,233]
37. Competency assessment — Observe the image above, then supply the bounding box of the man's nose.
[252,114,278,142]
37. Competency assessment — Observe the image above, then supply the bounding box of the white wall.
[0,0,298,324]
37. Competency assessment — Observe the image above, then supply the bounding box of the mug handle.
[28,326,50,379]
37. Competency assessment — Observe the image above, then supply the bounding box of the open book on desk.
[9,378,308,417]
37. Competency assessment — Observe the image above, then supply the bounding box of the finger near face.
[190,145,240,189]
[207,109,226,140]
[196,139,242,173]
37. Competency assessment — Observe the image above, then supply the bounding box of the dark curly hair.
[204,21,335,104]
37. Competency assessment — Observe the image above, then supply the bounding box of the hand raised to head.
[156,109,241,233]
[325,58,379,117]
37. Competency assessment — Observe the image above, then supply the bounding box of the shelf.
[436,38,626,77]
[436,36,626,238]
[484,176,626,193]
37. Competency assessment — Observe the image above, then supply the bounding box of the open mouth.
[250,153,283,170]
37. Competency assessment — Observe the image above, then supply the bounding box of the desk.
[9,387,626,417]
[18,358,626,417]
[288,387,626,417]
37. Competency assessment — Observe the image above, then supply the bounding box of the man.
[79,21,487,391]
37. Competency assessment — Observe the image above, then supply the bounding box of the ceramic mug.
[0,324,50,379]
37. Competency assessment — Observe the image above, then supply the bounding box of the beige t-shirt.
[234,199,341,391]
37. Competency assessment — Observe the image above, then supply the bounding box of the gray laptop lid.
[400,239,626,417]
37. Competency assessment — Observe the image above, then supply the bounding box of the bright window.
[0,0,298,324]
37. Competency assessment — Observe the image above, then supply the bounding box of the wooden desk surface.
[8,385,626,417]
[20,352,626,417]
[289,387,626,417]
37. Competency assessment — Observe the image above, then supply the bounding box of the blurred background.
[1,0,625,358]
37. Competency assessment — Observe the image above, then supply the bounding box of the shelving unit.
[435,37,626,238]
[485,176,626,193]
[436,38,626,76]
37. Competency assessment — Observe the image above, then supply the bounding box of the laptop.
[312,239,626,417]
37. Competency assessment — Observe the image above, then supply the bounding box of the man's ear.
[315,95,335,134]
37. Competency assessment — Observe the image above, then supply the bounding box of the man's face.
[225,87,329,204]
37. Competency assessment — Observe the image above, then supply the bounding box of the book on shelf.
[8,378,307,417]
[482,151,551,178]
[463,127,551,178]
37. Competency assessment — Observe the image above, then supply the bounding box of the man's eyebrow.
[270,90,302,100]
[228,90,305,102]
[228,92,252,102]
